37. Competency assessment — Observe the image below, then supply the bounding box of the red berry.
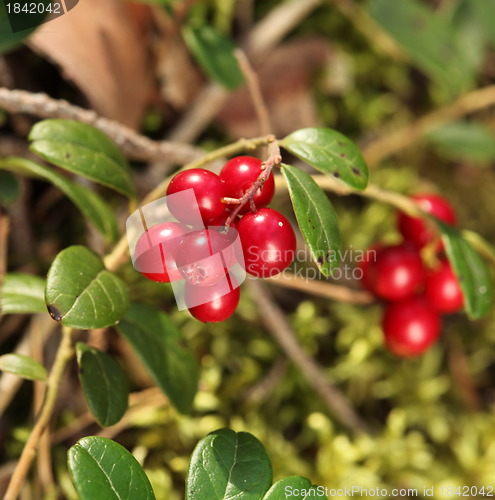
[363,244,425,301]
[397,194,456,249]
[175,229,235,286]
[134,222,188,282]
[166,168,226,224]
[425,260,464,314]
[220,156,275,214]
[382,296,442,357]
[185,278,240,323]
[237,208,296,277]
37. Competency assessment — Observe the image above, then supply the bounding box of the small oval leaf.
[282,164,341,276]
[116,303,198,414]
[76,343,129,427]
[186,428,272,500]
[281,127,369,190]
[45,246,129,329]
[68,436,156,500]
[0,353,47,381]
[0,157,118,241]
[29,119,136,198]
[183,25,244,89]
[0,171,21,205]
[1,273,46,315]
[437,221,493,320]
[263,476,324,500]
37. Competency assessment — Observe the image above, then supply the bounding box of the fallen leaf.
[28,0,154,129]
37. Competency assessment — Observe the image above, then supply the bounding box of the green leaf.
[369,0,474,95]
[0,0,49,54]
[472,0,495,47]
[437,222,493,320]
[281,128,369,190]
[1,273,46,315]
[0,157,118,241]
[263,477,324,500]
[0,353,47,381]
[45,246,129,329]
[68,436,156,500]
[29,119,136,198]
[425,122,495,165]
[76,343,129,427]
[282,164,341,276]
[186,428,272,500]
[116,303,198,414]
[183,25,244,89]
[0,171,21,205]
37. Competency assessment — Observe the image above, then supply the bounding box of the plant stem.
[4,327,75,500]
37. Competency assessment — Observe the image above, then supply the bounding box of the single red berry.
[382,296,442,357]
[134,222,188,282]
[237,208,296,277]
[363,244,425,301]
[358,243,383,292]
[175,229,235,286]
[185,278,240,323]
[425,260,464,314]
[397,194,456,249]
[166,168,226,224]
[220,156,275,214]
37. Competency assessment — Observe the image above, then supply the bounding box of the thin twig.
[246,279,369,432]
[3,327,76,500]
[363,84,495,167]
[0,87,201,166]
[234,49,271,136]
[268,273,374,304]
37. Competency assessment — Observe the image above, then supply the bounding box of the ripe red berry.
[382,297,441,357]
[175,229,235,286]
[397,194,456,249]
[237,208,296,277]
[134,222,188,282]
[362,244,425,301]
[425,260,464,314]
[220,156,275,214]
[185,279,240,323]
[166,168,226,224]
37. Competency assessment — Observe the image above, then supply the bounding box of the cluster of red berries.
[360,194,463,357]
[134,156,296,323]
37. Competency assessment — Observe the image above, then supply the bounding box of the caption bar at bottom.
[285,485,494,497]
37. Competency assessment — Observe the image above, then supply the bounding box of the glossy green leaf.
[0,171,21,205]
[425,122,495,164]
[116,303,198,414]
[76,343,129,427]
[0,353,46,381]
[282,164,340,276]
[369,0,473,95]
[45,246,129,329]
[183,25,243,89]
[186,428,272,500]
[437,222,493,320]
[29,119,135,198]
[68,436,156,500]
[281,128,368,190]
[0,273,46,315]
[0,157,118,241]
[263,477,324,499]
